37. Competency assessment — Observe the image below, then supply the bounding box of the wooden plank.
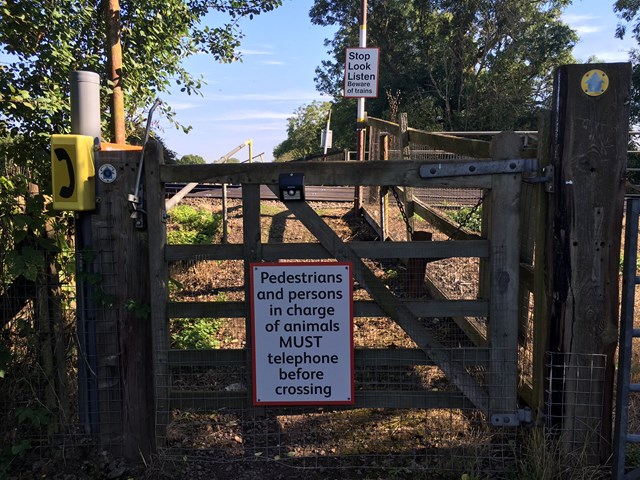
[160,161,493,189]
[168,390,474,411]
[424,277,488,348]
[361,205,383,240]
[413,198,482,241]
[399,113,414,239]
[487,133,523,419]
[167,347,489,368]
[367,116,492,159]
[271,186,490,413]
[144,140,170,449]
[167,299,489,319]
[530,111,551,416]
[407,128,491,159]
[367,116,400,134]
[166,239,490,262]
[242,183,262,404]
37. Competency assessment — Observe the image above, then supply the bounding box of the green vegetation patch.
[167,204,221,244]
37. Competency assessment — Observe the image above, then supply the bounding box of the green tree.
[273,100,332,161]
[615,0,640,124]
[177,154,206,165]
[0,0,282,173]
[310,0,576,137]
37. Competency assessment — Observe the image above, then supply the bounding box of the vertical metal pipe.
[70,70,101,433]
[70,71,101,140]
[357,0,367,124]
[354,0,368,211]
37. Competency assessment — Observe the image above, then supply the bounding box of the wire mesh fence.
[0,123,621,479]
[151,185,523,479]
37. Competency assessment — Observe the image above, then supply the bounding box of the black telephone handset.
[54,148,75,198]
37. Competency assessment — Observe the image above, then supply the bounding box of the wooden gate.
[143,131,533,442]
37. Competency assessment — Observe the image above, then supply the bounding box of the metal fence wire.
[0,122,618,479]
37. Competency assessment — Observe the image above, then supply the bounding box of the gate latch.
[490,408,532,427]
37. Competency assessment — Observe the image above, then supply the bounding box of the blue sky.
[159,0,335,163]
[160,0,638,163]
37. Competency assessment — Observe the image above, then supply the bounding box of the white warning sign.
[250,262,354,405]
[344,47,380,98]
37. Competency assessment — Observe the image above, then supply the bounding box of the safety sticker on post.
[250,262,354,406]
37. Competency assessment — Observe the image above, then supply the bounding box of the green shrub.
[167,205,221,244]
[171,318,221,349]
[446,206,482,233]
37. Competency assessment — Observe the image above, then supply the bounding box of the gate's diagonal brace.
[269,185,490,414]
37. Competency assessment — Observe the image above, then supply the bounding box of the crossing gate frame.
[142,134,535,445]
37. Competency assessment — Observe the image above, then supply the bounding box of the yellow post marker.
[51,134,96,210]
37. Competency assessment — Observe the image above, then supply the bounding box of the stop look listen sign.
[344,47,380,98]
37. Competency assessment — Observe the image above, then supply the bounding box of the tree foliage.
[615,0,640,124]
[177,154,206,165]
[309,0,577,137]
[273,100,332,161]
[0,0,282,177]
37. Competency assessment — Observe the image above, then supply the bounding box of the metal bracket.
[419,158,538,179]
[130,98,162,229]
[522,164,555,193]
[490,408,532,427]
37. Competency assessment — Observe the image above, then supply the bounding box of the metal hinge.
[522,165,554,193]
[490,408,533,427]
[419,158,538,178]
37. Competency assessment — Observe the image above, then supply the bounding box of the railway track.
[165,183,355,202]
[165,183,483,207]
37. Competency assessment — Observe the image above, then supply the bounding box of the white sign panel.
[251,262,354,405]
[344,47,380,98]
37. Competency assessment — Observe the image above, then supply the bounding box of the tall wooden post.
[546,63,630,461]
[91,146,155,458]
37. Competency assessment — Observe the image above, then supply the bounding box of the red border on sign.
[250,261,354,406]
[343,47,380,99]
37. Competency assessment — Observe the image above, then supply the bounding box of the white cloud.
[239,48,274,56]
[574,25,602,35]
[194,110,291,122]
[198,89,326,103]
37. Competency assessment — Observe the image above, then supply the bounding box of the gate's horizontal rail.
[161,161,493,189]
[168,347,489,368]
[165,240,490,262]
[167,389,475,411]
[167,299,489,319]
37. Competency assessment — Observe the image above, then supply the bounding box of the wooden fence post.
[487,133,522,420]
[546,63,630,462]
[91,146,155,459]
[398,113,413,240]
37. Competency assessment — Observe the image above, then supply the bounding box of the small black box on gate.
[279,173,305,201]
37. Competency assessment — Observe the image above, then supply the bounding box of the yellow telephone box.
[51,134,96,211]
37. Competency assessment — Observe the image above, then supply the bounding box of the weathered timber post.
[398,113,413,240]
[546,63,630,462]
[144,140,169,445]
[379,132,389,241]
[91,145,155,458]
[487,133,522,421]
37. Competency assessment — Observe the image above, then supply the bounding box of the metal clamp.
[490,408,532,427]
